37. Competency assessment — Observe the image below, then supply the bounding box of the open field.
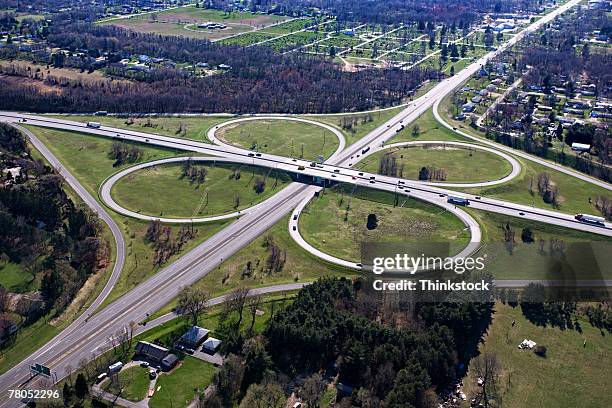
[46,114,228,143]
[358,144,512,183]
[470,210,612,280]
[462,303,612,408]
[101,6,289,40]
[111,162,291,218]
[300,185,470,262]
[217,119,339,160]
[149,357,216,408]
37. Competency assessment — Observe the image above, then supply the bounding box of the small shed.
[202,337,222,354]
[161,354,179,371]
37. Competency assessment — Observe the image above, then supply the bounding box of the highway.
[0,0,604,404]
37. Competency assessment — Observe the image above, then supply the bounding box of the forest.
[0,22,437,113]
[199,277,494,407]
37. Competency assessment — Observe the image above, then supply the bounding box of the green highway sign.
[30,363,51,377]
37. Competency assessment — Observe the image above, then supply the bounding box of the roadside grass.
[389,108,465,143]
[44,115,228,143]
[149,356,216,408]
[104,365,150,402]
[216,119,340,160]
[459,157,612,216]
[299,185,470,262]
[111,162,291,218]
[305,106,405,145]
[462,302,612,408]
[357,144,512,183]
[150,212,355,319]
[0,138,122,375]
[468,210,612,280]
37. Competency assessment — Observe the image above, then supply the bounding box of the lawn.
[299,185,470,262]
[0,262,35,293]
[105,365,150,402]
[111,162,291,218]
[462,303,612,408]
[149,356,216,408]
[468,210,612,280]
[357,144,512,183]
[216,119,339,160]
[45,114,228,143]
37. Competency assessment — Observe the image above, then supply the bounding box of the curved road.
[359,140,522,188]
[100,156,288,223]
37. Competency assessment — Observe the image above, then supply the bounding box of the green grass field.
[217,119,339,160]
[105,365,150,402]
[111,162,291,218]
[0,262,35,293]
[469,210,612,280]
[45,114,228,143]
[463,303,612,408]
[299,185,470,262]
[358,144,512,183]
[149,356,216,408]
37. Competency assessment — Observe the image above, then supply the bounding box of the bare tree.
[474,352,501,408]
[177,286,211,326]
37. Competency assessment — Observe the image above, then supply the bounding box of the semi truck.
[574,213,605,226]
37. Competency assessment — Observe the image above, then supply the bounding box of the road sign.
[30,363,51,377]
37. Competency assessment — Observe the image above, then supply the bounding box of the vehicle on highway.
[293,214,298,220]
[361,147,371,154]
[333,169,340,173]
[519,212,525,216]
[447,196,470,206]
[298,165,305,170]
[575,213,606,226]
[248,153,255,157]
[86,121,101,129]
[310,162,317,167]
[369,180,375,184]
[255,153,262,157]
